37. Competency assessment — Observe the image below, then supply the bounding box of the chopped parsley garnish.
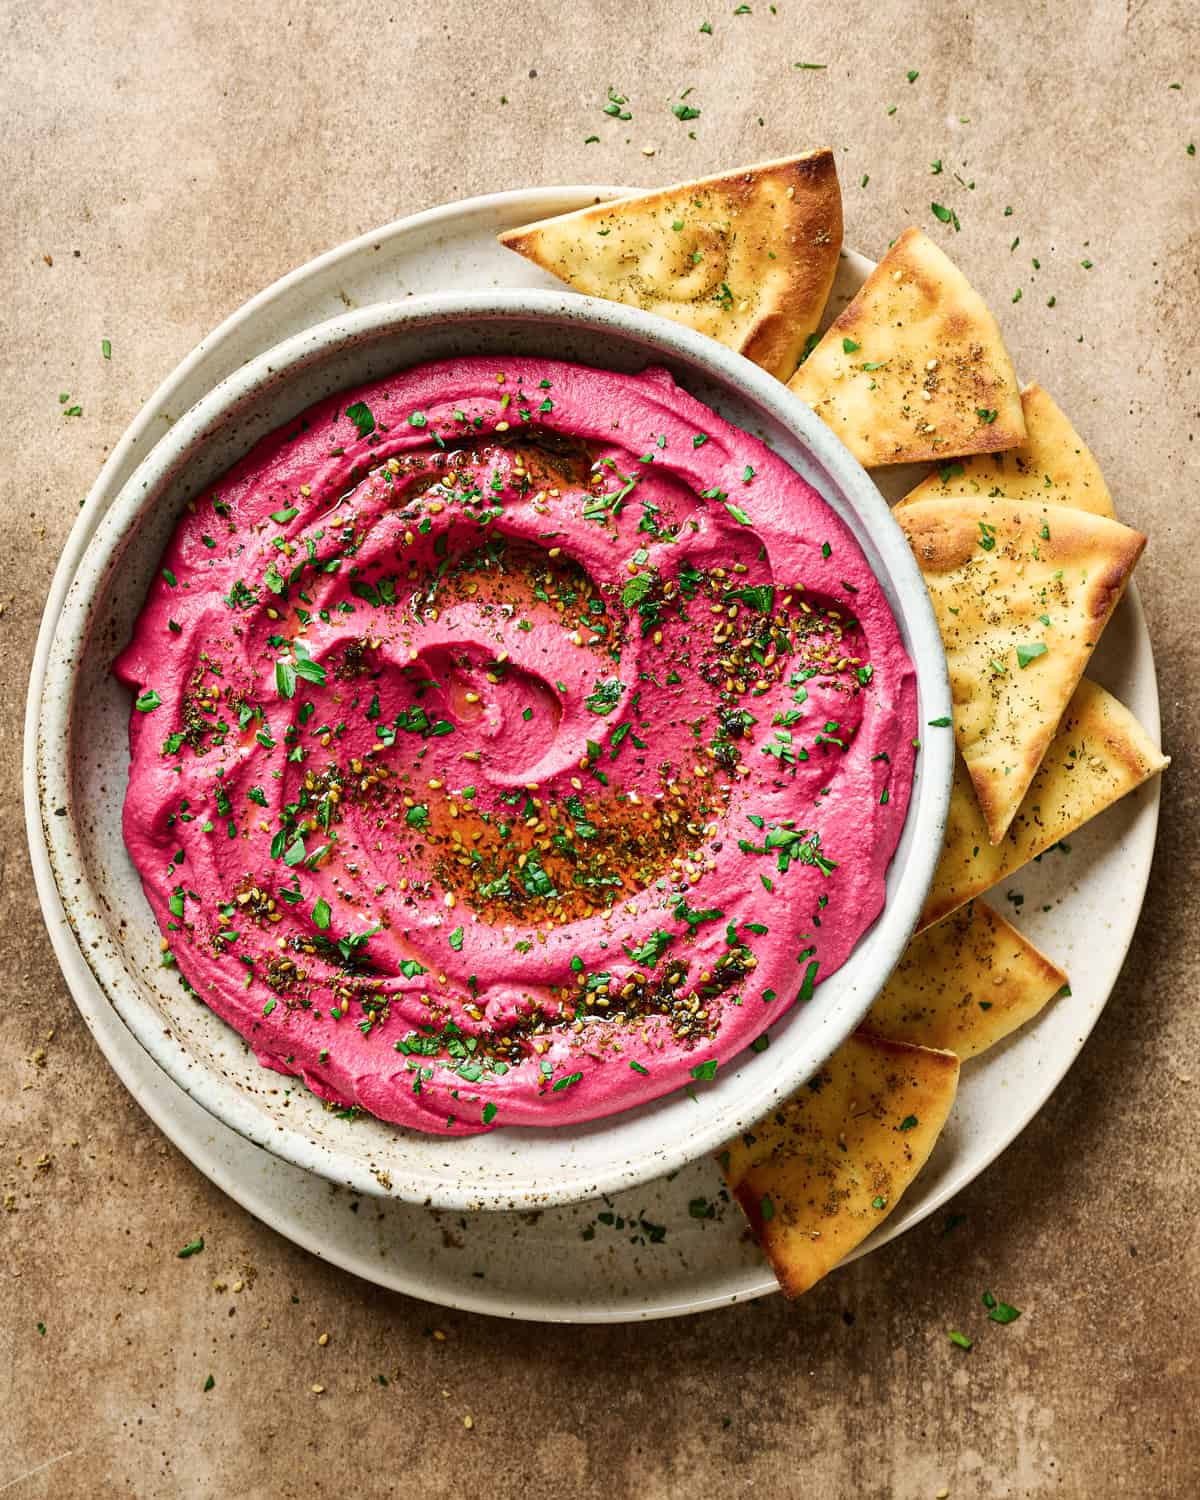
[984,1293,1022,1324]
[673,896,724,928]
[725,583,774,613]
[584,678,623,715]
[627,929,675,967]
[602,87,632,121]
[345,401,375,439]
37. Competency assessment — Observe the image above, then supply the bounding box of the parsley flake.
[345,401,375,439]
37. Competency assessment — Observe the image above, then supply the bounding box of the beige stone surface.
[2,1,1198,1495]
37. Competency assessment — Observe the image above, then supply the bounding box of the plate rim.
[23,185,1163,1320]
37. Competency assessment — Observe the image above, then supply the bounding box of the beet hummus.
[116,356,916,1135]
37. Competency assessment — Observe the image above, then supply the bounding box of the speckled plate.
[25,188,1162,1319]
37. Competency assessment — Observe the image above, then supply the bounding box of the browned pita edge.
[898,496,1145,844]
[788,226,1025,467]
[919,679,1169,932]
[897,381,1116,518]
[498,151,842,380]
[863,899,1068,1059]
[719,1032,959,1298]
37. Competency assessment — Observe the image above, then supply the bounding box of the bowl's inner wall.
[59,306,945,1206]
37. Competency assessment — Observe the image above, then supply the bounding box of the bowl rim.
[30,286,953,1209]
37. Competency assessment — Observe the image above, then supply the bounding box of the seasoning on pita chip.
[788,226,1025,467]
[899,496,1144,844]
[720,1032,958,1298]
[497,151,843,380]
[920,678,1168,931]
[897,382,1116,518]
[864,900,1067,1058]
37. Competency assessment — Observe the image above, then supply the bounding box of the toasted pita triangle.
[899,496,1144,843]
[498,152,843,380]
[719,1032,958,1298]
[788,226,1025,467]
[897,382,1116,518]
[864,900,1067,1059]
[921,679,1167,931]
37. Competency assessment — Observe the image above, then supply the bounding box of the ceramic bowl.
[33,289,952,1209]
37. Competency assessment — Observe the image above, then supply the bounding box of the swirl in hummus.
[116,357,916,1134]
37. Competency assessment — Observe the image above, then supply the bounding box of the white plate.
[24,187,1162,1321]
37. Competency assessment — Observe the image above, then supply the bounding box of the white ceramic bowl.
[34,290,952,1210]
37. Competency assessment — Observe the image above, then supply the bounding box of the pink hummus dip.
[116,357,916,1135]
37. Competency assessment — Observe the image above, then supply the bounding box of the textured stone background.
[2,1,1197,1495]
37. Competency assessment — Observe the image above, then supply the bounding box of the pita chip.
[720,1032,958,1297]
[898,382,1116,518]
[899,495,1145,843]
[788,226,1025,467]
[920,679,1168,931]
[498,151,843,380]
[864,900,1067,1059]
